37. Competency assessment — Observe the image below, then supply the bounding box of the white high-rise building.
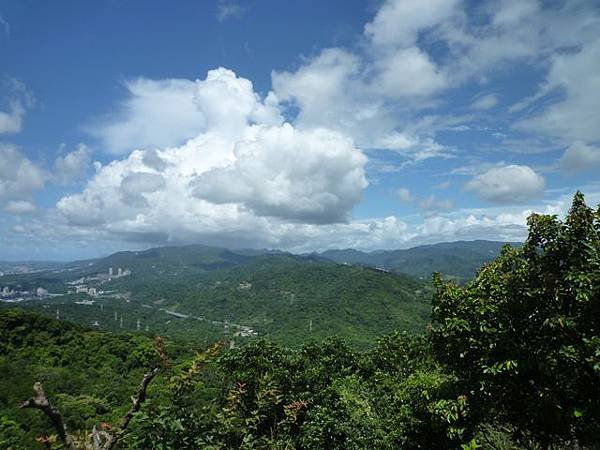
[109,267,113,277]
[117,267,123,277]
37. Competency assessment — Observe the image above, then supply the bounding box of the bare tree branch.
[20,368,159,450]
[21,333,164,450]
[90,424,112,450]
[120,367,159,430]
[103,367,160,450]
[19,382,77,450]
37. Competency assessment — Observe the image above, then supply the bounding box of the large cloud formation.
[29,0,600,253]
[192,124,366,223]
[88,68,282,154]
[57,68,368,245]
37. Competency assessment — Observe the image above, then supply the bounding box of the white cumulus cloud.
[56,68,369,243]
[466,164,544,203]
[88,68,282,154]
[560,141,600,174]
[193,124,366,223]
[0,144,45,206]
[58,122,367,234]
[53,143,92,184]
[0,79,34,134]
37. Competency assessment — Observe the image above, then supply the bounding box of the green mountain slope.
[320,240,519,281]
[4,241,501,348]
[3,250,432,349]
[0,245,258,294]
[115,254,432,348]
[75,244,255,274]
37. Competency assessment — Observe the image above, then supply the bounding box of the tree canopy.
[432,191,600,447]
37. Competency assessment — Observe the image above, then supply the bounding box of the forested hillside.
[106,255,432,347]
[4,254,432,349]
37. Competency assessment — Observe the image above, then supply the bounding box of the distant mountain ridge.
[319,240,521,281]
[82,239,516,282]
[1,240,519,284]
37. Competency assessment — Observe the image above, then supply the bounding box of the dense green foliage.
[0,309,191,449]
[125,335,471,450]
[431,192,600,447]
[1,193,598,449]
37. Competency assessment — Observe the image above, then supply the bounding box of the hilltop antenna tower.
[56,308,60,320]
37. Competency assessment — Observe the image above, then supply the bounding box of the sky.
[0,0,599,261]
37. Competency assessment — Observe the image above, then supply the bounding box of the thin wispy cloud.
[0,14,10,36]
[216,0,245,22]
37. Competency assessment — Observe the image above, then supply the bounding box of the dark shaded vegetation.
[1,193,598,449]
[0,309,192,449]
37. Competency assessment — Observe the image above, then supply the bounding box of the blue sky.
[0,0,599,260]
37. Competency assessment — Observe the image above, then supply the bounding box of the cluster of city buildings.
[0,286,50,302]
[66,267,132,298]
[75,286,99,297]
[0,266,34,277]
[108,267,131,279]
[238,281,252,290]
